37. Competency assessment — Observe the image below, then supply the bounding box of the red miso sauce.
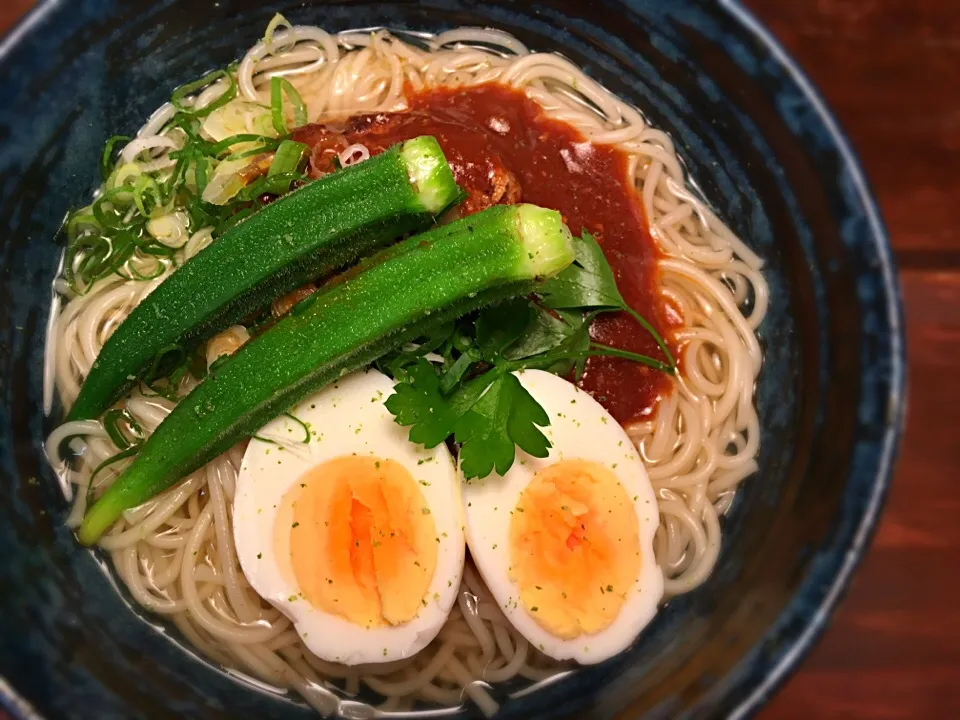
[293,83,679,424]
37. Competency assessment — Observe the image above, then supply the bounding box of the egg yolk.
[509,460,641,639]
[280,456,438,628]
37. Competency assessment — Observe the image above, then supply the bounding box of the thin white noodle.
[238,27,339,102]
[42,280,62,416]
[432,27,530,55]
[120,135,180,165]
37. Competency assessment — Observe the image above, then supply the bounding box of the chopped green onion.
[101,135,131,181]
[201,157,250,206]
[215,206,258,235]
[105,163,143,207]
[135,233,179,258]
[61,63,312,293]
[262,140,307,195]
[132,175,165,218]
[167,112,204,140]
[208,134,279,157]
[238,171,306,202]
[127,259,169,281]
[223,142,281,162]
[163,154,191,203]
[136,343,193,403]
[264,13,293,51]
[282,412,311,444]
[171,69,237,119]
[269,140,307,175]
[180,186,221,229]
[192,152,210,195]
[91,192,129,230]
[66,212,100,241]
[270,76,307,134]
[102,408,146,450]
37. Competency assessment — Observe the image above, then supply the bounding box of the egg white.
[233,369,465,666]
[460,369,663,664]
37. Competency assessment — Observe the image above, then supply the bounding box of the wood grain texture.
[0,0,35,36]
[0,1,957,719]
[743,0,960,264]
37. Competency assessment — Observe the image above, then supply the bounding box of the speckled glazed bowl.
[0,1,904,718]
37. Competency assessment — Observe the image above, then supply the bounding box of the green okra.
[78,204,575,544]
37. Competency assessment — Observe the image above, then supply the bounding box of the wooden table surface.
[2,1,957,718]
[744,2,960,717]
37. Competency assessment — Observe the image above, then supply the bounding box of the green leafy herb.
[385,360,549,479]
[384,233,677,479]
[374,322,454,379]
[503,307,588,368]
[454,371,550,478]
[539,232,675,371]
[385,359,461,449]
[538,231,622,309]
[439,347,482,394]
[474,299,534,360]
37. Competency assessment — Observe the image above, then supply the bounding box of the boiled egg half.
[461,370,663,664]
[234,369,465,665]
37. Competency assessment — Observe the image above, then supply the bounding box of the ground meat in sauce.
[294,114,524,213]
[292,84,679,424]
[292,124,350,177]
[346,113,524,214]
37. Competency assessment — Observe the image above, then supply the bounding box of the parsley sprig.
[383,232,676,479]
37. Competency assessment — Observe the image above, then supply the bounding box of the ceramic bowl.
[0,1,904,718]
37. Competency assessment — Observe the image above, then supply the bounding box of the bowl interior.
[0,1,902,719]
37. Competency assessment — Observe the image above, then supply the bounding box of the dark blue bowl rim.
[0,0,906,718]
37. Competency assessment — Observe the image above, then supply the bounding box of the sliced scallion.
[262,140,307,195]
[132,175,165,218]
[264,13,292,49]
[270,76,307,134]
[101,135,131,181]
[171,69,237,119]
